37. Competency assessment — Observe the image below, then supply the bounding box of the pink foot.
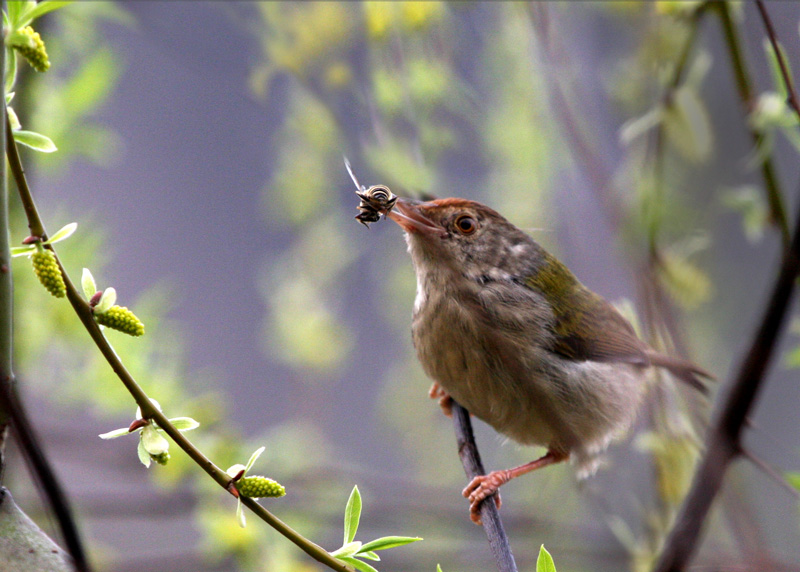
[428,382,453,417]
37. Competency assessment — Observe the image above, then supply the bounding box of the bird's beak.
[388,198,446,237]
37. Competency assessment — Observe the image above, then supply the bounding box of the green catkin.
[12,26,50,72]
[237,476,286,499]
[31,249,66,298]
[95,305,145,336]
[150,451,170,466]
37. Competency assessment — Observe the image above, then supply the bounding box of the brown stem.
[5,110,354,572]
[654,181,800,570]
[754,0,800,120]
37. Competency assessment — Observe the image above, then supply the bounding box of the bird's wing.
[520,252,649,366]
[547,289,649,366]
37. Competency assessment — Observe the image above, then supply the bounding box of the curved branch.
[451,401,518,572]
[5,110,354,572]
[654,180,800,571]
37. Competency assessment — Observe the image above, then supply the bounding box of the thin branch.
[741,447,800,500]
[654,177,800,570]
[0,381,91,571]
[755,0,800,121]
[451,401,518,572]
[715,2,791,249]
[4,110,354,572]
[0,44,10,480]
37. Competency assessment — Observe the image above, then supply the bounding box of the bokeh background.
[5,2,800,571]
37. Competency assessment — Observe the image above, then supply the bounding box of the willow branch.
[5,110,354,572]
[755,0,800,121]
[715,2,791,248]
[451,401,518,572]
[654,179,800,571]
[0,49,10,479]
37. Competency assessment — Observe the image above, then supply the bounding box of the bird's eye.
[454,214,477,235]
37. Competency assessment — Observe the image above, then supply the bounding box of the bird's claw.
[462,473,505,525]
[428,382,453,417]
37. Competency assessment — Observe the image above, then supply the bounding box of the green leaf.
[137,438,151,467]
[10,245,34,257]
[6,1,34,29]
[225,463,246,479]
[663,85,712,163]
[536,544,557,572]
[23,0,73,24]
[337,556,379,572]
[330,541,362,559]
[140,425,169,455]
[359,551,380,561]
[46,222,77,244]
[4,48,17,95]
[343,485,362,544]
[436,566,444,572]
[786,472,800,490]
[244,446,265,473]
[236,498,246,528]
[13,129,57,152]
[785,346,800,369]
[359,536,422,553]
[169,417,200,431]
[98,427,130,439]
[81,268,96,299]
[95,287,116,314]
[619,106,663,145]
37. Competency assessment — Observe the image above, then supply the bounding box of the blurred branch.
[0,382,91,571]
[715,1,791,249]
[451,401,518,572]
[755,0,800,121]
[4,110,355,572]
[654,178,800,570]
[0,45,9,480]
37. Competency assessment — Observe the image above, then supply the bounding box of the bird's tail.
[645,350,714,395]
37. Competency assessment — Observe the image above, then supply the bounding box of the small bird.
[382,196,711,524]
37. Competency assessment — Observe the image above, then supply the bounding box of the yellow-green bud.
[95,305,145,336]
[31,250,66,298]
[236,476,286,499]
[12,26,50,72]
[150,451,170,466]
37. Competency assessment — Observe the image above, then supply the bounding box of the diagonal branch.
[451,401,518,572]
[655,7,800,569]
[653,177,800,571]
[5,109,355,572]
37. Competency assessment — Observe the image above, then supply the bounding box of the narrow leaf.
[343,485,362,544]
[98,427,130,439]
[24,0,73,24]
[47,222,77,244]
[13,129,57,152]
[81,268,96,299]
[10,245,34,257]
[537,545,557,572]
[330,541,362,559]
[236,498,246,528]
[437,566,444,572]
[5,48,17,95]
[95,287,116,314]
[169,417,200,431]
[359,551,380,561]
[359,536,422,553]
[338,557,379,572]
[137,438,152,467]
[244,446,265,472]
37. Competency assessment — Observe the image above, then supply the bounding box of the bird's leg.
[462,450,568,525]
[428,382,453,417]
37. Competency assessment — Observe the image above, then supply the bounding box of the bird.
[378,195,711,524]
